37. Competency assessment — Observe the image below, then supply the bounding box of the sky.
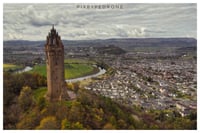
[3,3,197,41]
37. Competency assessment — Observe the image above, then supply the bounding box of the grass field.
[64,63,96,79]
[64,58,95,64]
[3,64,22,71]
[30,65,46,77]
[30,58,98,79]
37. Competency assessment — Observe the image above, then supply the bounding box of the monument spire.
[45,26,69,101]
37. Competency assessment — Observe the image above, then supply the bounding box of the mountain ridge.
[3,37,197,48]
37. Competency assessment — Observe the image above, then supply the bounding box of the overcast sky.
[3,3,197,41]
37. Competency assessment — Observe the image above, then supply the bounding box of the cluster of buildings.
[85,53,197,116]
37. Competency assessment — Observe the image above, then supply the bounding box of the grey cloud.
[116,30,128,37]
[3,3,197,40]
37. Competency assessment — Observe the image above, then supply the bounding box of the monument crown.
[46,25,61,46]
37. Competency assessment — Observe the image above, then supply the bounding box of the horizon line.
[3,37,197,42]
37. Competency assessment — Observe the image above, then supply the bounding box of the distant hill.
[95,45,126,55]
[4,38,197,48]
[103,38,197,48]
[3,40,45,46]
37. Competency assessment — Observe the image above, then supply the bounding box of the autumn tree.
[68,101,85,123]
[36,116,59,129]
[16,110,41,129]
[3,104,21,129]
[117,119,127,129]
[37,97,46,111]
[71,122,85,129]
[103,123,115,129]
[61,119,71,129]
[18,86,34,111]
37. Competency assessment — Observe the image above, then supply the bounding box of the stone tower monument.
[45,25,68,101]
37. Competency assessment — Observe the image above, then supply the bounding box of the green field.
[3,64,22,71]
[64,58,95,64]
[30,65,47,77]
[30,59,98,79]
[64,63,96,79]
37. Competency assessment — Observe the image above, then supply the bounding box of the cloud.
[3,3,197,40]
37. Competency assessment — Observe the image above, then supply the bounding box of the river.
[16,66,33,73]
[17,66,106,82]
